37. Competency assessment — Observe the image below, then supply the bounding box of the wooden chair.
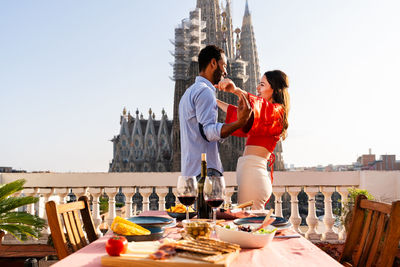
[46,196,98,260]
[340,195,400,267]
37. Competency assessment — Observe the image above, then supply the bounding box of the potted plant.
[340,187,374,232]
[0,179,45,244]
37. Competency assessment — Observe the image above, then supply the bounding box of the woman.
[216,70,290,210]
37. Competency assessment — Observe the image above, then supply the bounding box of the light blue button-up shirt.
[179,76,224,176]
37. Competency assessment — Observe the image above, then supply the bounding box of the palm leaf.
[0,212,45,228]
[0,196,39,214]
[0,224,42,241]
[0,179,25,201]
[0,179,45,241]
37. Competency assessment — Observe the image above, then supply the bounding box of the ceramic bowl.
[215,224,276,248]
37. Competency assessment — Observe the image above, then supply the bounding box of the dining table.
[52,211,343,267]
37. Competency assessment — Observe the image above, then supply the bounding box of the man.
[179,45,251,176]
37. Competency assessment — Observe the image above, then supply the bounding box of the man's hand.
[237,92,252,126]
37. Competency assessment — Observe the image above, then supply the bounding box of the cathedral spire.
[244,0,250,16]
[223,0,234,58]
[240,0,260,95]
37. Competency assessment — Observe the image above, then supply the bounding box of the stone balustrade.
[1,171,399,245]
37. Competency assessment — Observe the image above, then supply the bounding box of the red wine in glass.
[177,176,198,221]
[178,196,196,206]
[206,198,224,208]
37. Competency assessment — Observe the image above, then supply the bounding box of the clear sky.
[1,0,399,172]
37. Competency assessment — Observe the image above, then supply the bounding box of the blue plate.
[127,216,173,228]
[233,216,289,227]
[119,227,164,242]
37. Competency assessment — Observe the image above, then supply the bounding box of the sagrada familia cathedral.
[109,0,284,173]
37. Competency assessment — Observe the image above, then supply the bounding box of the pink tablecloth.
[52,212,342,267]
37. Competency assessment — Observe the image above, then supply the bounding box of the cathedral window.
[148,139,152,146]
[122,140,126,147]
[135,140,139,147]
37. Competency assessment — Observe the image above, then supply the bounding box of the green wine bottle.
[197,153,212,219]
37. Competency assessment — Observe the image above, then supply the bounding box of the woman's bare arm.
[216,79,248,99]
[216,99,229,113]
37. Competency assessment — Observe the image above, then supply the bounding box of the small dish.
[182,219,212,239]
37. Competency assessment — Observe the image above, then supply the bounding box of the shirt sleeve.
[194,88,223,142]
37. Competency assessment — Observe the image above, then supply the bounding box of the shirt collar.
[195,76,216,92]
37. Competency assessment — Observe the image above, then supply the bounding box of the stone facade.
[109,108,173,172]
[110,0,285,173]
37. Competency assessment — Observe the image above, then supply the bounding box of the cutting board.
[101,251,239,267]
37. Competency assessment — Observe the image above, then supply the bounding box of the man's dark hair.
[198,45,225,72]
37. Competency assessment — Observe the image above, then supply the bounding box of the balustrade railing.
[1,171,399,245]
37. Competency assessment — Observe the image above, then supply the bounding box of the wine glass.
[176,176,198,221]
[203,175,226,224]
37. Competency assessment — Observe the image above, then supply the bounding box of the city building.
[0,167,26,173]
[109,0,285,172]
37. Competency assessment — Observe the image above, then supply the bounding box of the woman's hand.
[215,78,236,93]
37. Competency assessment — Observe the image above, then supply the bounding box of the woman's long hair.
[265,70,290,140]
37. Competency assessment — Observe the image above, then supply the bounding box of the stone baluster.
[24,188,40,215]
[55,188,70,204]
[105,188,118,227]
[337,186,349,240]
[273,187,285,217]
[287,187,302,233]
[13,190,23,211]
[133,189,138,215]
[304,187,322,241]
[225,187,235,208]
[321,186,339,241]
[156,187,169,211]
[122,187,135,217]
[172,187,178,206]
[72,187,89,199]
[140,188,153,212]
[88,187,103,236]
[40,188,55,239]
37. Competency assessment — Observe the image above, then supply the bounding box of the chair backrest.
[340,194,400,267]
[45,196,98,260]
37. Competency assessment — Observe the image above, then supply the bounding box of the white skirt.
[236,155,272,210]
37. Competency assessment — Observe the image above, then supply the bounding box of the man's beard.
[212,66,224,84]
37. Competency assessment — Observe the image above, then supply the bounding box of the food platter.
[101,237,240,267]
